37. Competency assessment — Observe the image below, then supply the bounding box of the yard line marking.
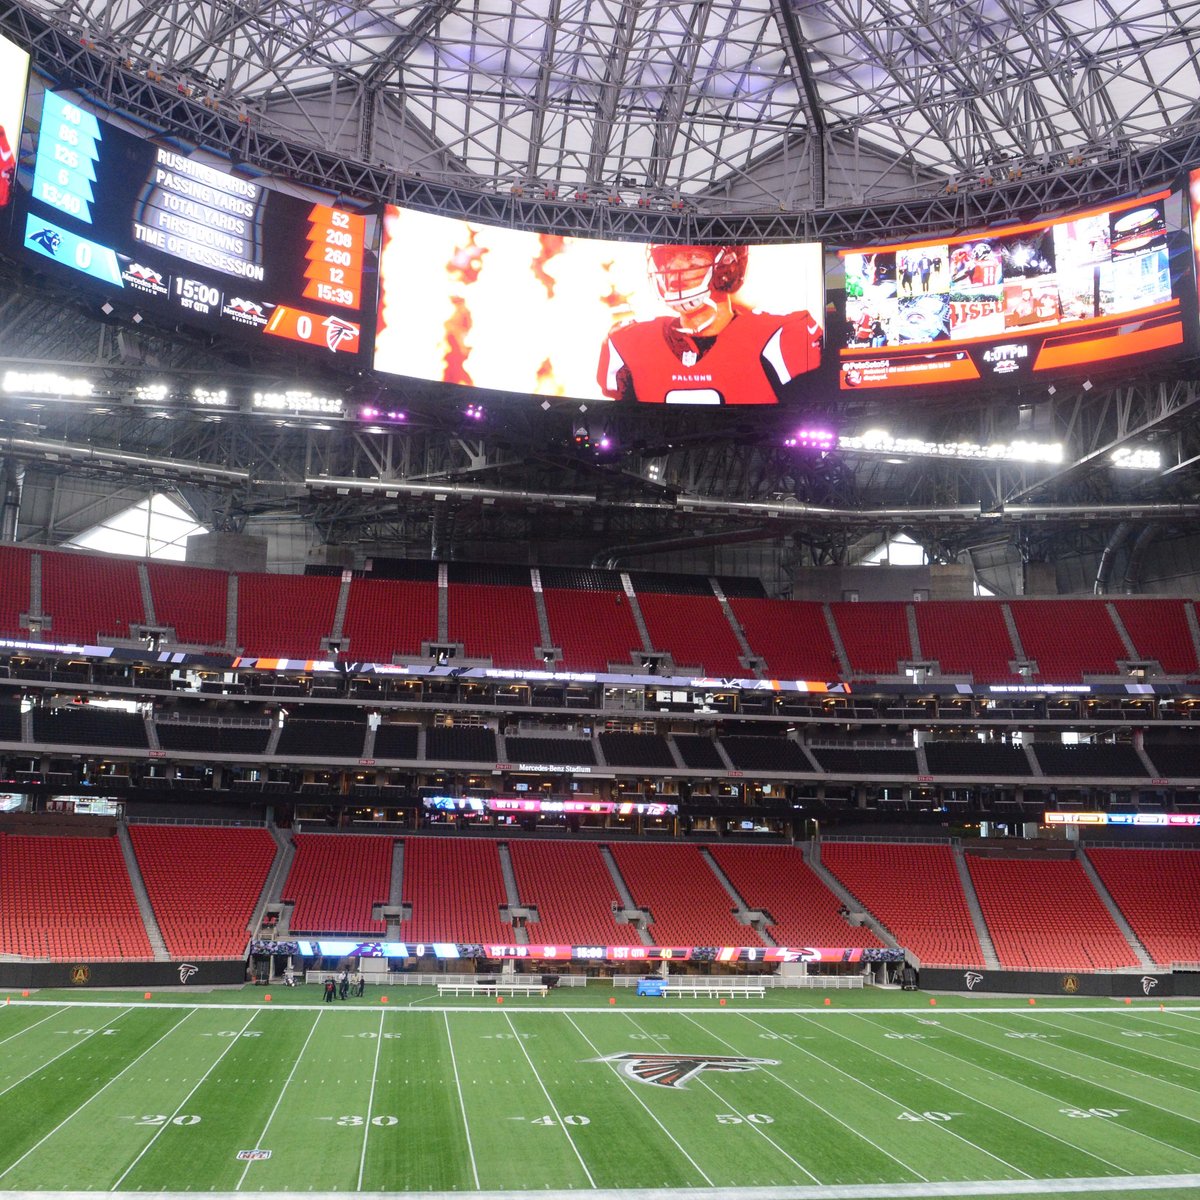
[717,1014,928,1182]
[918,1017,1200,1166]
[796,1014,1034,1180]
[0,1007,68,1049]
[0,1008,194,1182]
[503,1012,596,1189]
[1036,1010,1200,1074]
[957,1012,1200,1128]
[564,1013,714,1187]
[443,1012,481,1189]
[235,1010,325,1191]
[355,1010,386,1192]
[0,1007,130,1101]
[849,1013,1135,1177]
[1008,1012,1200,1099]
[110,1010,259,1191]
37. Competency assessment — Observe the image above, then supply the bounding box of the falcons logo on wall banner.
[595,1052,779,1089]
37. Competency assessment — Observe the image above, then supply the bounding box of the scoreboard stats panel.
[18,88,373,359]
[838,190,1189,391]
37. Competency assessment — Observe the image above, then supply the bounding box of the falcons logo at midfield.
[596,1052,779,1089]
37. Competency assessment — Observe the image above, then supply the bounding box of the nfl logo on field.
[236,1150,272,1161]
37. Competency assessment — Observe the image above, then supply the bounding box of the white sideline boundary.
[2,1177,1200,1198]
[2,998,1198,1016]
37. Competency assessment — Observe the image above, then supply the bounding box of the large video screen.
[0,30,30,235]
[374,207,824,405]
[838,191,1188,390]
[14,88,374,358]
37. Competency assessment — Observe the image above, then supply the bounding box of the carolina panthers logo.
[964,971,983,991]
[178,963,199,984]
[322,315,358,352]
[595,1053,778,1089]
[30,228,63,254]
[1141,976,1159,995]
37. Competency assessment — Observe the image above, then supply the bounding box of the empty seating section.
[598,732,674,768]
[914,601,1016,682]
[712,843,881,948]
[145,561,228,646]
[0,833,152,959]
[831,602,912,676]
[0,544,31,637]
[276,719,366,758]
[1008,600,1127,681]
[447,583,541,668]
[728,597,840,679]
[341,578,438,662]
[130,824,276,957]
[720,735,811,772]
[156,723,271,755]
[1032,744,1147,777]
[400,837,511,943]
[32,707,147,748]
[509,840,641,945]
[636,592,746,676]
[923,742,1033,775]
[1143,744,1200,777]
[373,723,420,759]
[542,587,643,672]
[672,734,726,770]
[1114,600,1197,675]
[967,854,1138,971]
[425,727,496,762]
[0,702,21,741]
[284,833,392,933]
[505,736,595,766]
[610,843,749,945]
[821,842,982,966]
[237,574,340,658]
[40,552,143,643]
[810,747,918,774]
[1086,847,1200,967]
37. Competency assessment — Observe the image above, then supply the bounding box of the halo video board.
[374,206,824,405]
[838,191,1189,390]
[14,87,375,359]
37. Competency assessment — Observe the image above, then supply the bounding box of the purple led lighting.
[784,427,835,450]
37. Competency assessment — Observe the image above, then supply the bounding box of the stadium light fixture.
[1110,447,1161,470]
[839,429,1063,465]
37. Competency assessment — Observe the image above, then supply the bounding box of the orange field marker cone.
[21,990,28,998]
[496,996,504,1005]
[144,992,152,1000]
[380,996,388,1004]
[719,998,726,1006]
[608,997,615,1005]
[1125,997,1131,1005]
[1160,1003,1165,1011]
[823,997,831,1006]
[1028,998,1036,1005]
[929,998,937,1006]
[264,994,272,1002]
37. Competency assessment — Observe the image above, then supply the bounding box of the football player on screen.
[0,125,14,208]
[597,243,821,405]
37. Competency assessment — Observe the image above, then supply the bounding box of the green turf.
[0,988,1197,1197]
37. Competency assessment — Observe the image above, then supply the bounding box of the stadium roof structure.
[1,0,1200,586]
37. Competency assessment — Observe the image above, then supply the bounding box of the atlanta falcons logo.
[1141,976,1159,995]
[595,1053,778,1089]
[178,963,199,984]
[964,971,983,991]
[322,315,359,352]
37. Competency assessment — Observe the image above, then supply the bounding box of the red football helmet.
[646,244,748,327]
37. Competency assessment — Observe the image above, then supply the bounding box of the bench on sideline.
[437,981,549,997]
[658,983,766,998]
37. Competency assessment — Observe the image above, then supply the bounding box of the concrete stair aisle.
[601,844,653,945]
[496,842,529,944]
[952,845,1001,970]
[805,841,899,952]
[1077,846,1156,970]
[700,846,774,945]
[255,826,296,935]
[822,604,852,677]
[117,823,169,961]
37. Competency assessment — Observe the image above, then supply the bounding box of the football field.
[1,987,1199,1200]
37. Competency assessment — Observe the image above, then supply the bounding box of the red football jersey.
[597,308,821,405]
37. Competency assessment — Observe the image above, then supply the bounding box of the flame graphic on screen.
[532,234,566,298]
[448,228,488,284]
[600,259,636,329]
[442,296,474,385]
[534,357,563,396]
